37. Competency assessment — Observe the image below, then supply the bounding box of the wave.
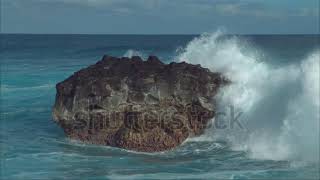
[0,84,54,93]
[176,31,319,162]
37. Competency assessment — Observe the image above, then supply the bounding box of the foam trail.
[176,31,319,161]
[1,84,54,93]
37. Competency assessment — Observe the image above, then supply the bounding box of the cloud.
[214,1,319,19]
[296,8,319,17]
[4,0,318,18]
[215,3,242,14]
[2,0,164,16]
[36,0,162,9]
[214,2,281,19]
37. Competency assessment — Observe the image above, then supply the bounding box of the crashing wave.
[176,31,319,162]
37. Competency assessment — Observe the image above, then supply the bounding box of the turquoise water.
[1,34,319,179]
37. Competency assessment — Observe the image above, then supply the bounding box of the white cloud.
[3,0,319,18]
[296,8,319,17]
[213,1,319,19]
[215,3,242,15]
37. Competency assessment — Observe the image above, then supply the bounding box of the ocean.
[1,33,319,179]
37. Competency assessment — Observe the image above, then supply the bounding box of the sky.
[1,0,319,34]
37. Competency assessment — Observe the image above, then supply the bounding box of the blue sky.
[1,0,319,34]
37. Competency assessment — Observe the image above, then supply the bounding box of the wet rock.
[52,55,228,152]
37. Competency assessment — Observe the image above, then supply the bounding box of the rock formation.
[52,55,228,152]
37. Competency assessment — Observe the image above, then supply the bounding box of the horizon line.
[1,33,320,36]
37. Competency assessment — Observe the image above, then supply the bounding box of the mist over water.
[176,31,320,162]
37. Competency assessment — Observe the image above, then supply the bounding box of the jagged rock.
[52,55,228,152]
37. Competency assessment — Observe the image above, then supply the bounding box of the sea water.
[1,33,319,179]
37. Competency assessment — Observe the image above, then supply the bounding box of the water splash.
[123,49,145,58]
[176,31,319,162]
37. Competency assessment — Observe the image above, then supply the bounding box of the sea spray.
[279,51,320,161]
[124,49,145,58]
[176,31,320,162]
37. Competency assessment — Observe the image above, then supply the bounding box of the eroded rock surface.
[53,55,228,152]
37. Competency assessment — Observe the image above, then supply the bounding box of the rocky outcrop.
[52,55,228,152]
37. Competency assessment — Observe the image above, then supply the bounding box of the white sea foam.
[177,31,320,161]
[0,84,54,93]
